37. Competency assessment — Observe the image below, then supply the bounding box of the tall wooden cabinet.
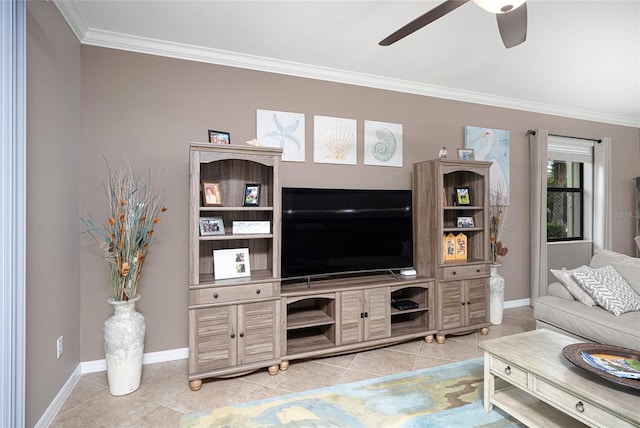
[413,159,492,343]
[188,143,283,391]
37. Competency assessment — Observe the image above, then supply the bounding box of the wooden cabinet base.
[279,360,289,371]
[189,379,203,391]
[424,335,434,343]
[436,326,490,344]
[268,365,279,375]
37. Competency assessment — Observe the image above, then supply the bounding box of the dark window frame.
[547,162,584,242]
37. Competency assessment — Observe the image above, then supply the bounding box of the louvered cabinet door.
[339,290,364,345]
[466,277,489,326]
[237,301,278,365]
[364,287,391,341]
[438,281,465,330]
[189,305,237,374]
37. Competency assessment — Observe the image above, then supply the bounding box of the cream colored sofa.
[534,248,640,352]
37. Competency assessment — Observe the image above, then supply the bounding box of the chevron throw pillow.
[574,264,640,316]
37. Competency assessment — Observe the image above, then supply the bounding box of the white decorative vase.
[104,294,145,396]
[489,264,505,325]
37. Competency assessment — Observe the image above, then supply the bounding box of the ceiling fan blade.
[379,0,470,46]
[496,2,527,48]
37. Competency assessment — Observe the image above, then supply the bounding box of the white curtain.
[529,129,548,299]
[593,137,612,250]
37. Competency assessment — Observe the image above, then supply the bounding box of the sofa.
[534,248,640,352]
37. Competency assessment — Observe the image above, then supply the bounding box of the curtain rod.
[526,130,602,144]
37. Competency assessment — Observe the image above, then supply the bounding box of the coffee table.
[480,329,640,427]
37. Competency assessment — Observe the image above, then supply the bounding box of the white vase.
[104,294,145,396]
[489,264,505,325]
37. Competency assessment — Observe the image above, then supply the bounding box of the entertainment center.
[187,143,491,390]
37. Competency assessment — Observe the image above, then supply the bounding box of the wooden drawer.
[441,264,488,281]
[191,283,277,306]
[490,356,528,389]
[533,377,634,427]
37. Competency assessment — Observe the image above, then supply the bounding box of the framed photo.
[208,130,231,145]
[457,216,475,228]
[457,148,475,161]
[443,233,456,262]
[202,180,222,207]
[455,232,468,260]
[199,217,225,236]
[242,183,261,207]
[454,187,472,206]
[213,248,251,280]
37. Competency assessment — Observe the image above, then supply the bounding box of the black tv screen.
[281,188,413,280]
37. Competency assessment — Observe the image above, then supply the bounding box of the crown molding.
[52,3,640,128]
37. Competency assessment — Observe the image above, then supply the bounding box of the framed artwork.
[242,183,261,207]
[313,115,357,165]
[213,248,251,280]
[201,180,222,206]
[199,217,225,236]
[464,125,510,205]
[454,187,472,206]
[455,232,468,260]
[208,130,231,145]
[363,120,403,167]
[457,148,475,161]
[256,109,305,162]
[457,216,475,228]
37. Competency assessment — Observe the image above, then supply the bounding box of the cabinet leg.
[436,334,446,344]
[480,327,489,336]
[279,360,289,371]
[189,379,203,391]
[424,334,434,343]
[268,365,279,376]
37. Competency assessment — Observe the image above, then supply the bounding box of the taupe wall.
[24,3,640,423]
[26,2,81,427]
[79,45,640,362]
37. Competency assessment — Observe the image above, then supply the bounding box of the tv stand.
[280,274,435,370]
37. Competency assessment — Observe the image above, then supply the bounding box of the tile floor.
[50,306,535,427]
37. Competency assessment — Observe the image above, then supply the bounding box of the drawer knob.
[476,269,480,273]
[239,332,244,338]
[230,333,235,339]
[256,289,261,294]
[504,366,511,375]
[575,401,584,413]
[213,293,219,299]
[452,271,457,275]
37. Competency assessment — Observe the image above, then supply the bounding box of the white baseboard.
[38,347,188,427]
[34,364,82,428]
[81,346,188,374]
[504,298,531,309]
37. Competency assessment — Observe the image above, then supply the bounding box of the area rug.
[179,358,523,427]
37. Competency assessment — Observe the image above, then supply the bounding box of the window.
[547,137,594,242]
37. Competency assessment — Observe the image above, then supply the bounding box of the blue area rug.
[180,358,523,427]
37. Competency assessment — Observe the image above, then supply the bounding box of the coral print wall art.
[364,120,403,167]
[464,126,510,205]
[256,109,305,162]
[314,115,357,165]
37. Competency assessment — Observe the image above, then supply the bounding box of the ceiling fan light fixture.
[473,0,525,14]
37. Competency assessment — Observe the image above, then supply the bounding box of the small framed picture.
[202,180,222,207]
[213,248,251,280]
[457,148,475,161]
[454,187,472,206]
[457,216,475,228]
[200,217,225,236]
[208,130,231,145]
[242,183,261,207]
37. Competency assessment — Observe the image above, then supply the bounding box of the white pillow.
[590,248,640,295]
[573,264,640,316]
[550,266,597,306]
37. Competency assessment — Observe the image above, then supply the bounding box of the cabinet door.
[339,290,364,345]
[189,305,237,373]
[466,278,489,326]
[364,287,390,341]
[438,281,464,330]
[237,300,279,365]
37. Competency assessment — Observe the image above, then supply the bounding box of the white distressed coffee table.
[480,329,640,427]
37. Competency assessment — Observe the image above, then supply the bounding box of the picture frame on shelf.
[455,232,468,260]
[457,216,475,228]
[242,183,261,207]
[457,148,475,161]
[443,233,456,262]
[199,217,225,236]
[454,186,472,206]
[233,221,270,235]
[208,130,231,145]
[201,180,222,207]
[213,248,251,280]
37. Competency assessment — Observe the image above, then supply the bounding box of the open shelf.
[287,309,335,330]
[286,326,335,355]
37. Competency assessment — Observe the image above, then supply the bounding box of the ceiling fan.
[379,0,528,49]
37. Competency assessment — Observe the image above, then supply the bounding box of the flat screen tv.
[281,187,413,281]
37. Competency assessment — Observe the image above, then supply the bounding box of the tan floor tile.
[348,347,416,376]
[265,360,346,392]
[125,405,182,428]
[335,368,380,385]
[419,337,480,362]
[165,377,262,414]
